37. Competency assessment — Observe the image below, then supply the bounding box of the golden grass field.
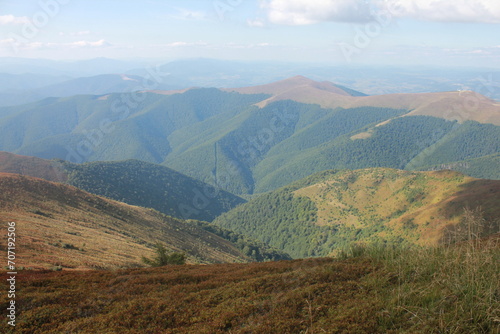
[0,173,248,270]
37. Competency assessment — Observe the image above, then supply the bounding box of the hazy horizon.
[1,0,499,68]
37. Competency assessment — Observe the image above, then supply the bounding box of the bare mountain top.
[224,75,354,96]
[0,151,67,182]
[223,76,500,126]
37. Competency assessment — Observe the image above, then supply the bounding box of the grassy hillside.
[0,173,255,269]
[2,235,497,333]
[0,152,245,222]
[0,151,67,183]
[213,168,500,258]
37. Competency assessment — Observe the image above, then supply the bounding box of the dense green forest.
[61,159,245,222]
[0,89,268,162]
[213,170,399,258]
[421,153,500,180]
[254,115,453,192]
[1,88,498,196]
[187,220,292,261]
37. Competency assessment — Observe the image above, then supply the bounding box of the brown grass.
[1,258,386,333]
[2,234,497,334]
[0,173,248,270]
[0,152,67,183]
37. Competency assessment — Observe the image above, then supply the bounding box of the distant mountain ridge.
[225,76,500,125]
[0,73,186,107]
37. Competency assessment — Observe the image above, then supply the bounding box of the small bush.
[142,243,186,267]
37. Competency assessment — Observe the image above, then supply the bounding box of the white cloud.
[0,15,30,25]
[260,0,374,25]
[68,39,111,48]
[247,18,267,27]
[258,0,500,25]
[165,41,208,47]
[381,0,500,23]
[0,39,112,51]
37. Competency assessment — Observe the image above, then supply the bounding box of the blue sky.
[0,0,499,67]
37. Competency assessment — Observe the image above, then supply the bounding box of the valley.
[0,67,498,334]
[0,172,288,270]
[2,0,500,331]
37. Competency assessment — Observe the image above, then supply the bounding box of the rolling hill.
[0,152,245,222]
[0,173,288,270]
[213,168,500,258]
[0,77,498,195]
[0,173,245,269]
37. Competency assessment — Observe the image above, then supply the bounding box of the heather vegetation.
[3,231,497,333]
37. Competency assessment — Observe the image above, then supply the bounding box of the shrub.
[142,243,186,267]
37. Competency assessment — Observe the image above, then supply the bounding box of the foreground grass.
[342,234,499,333]
[2,258,382,333]
[1,236,498,333]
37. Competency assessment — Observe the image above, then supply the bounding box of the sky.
[0,0,499,67]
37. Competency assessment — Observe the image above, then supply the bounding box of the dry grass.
[0,173,248,270]
[0,152,67,183]
[1,258,384,334]
[2,233,497,333]
[340,209,500,333]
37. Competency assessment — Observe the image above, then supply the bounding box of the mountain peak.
[282,75,315,83]
[224,75,362,103]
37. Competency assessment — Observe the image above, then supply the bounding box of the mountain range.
[0,76,498,196]
[3,151,497,263]
[2,57,499,99]
[0,73,499,268]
